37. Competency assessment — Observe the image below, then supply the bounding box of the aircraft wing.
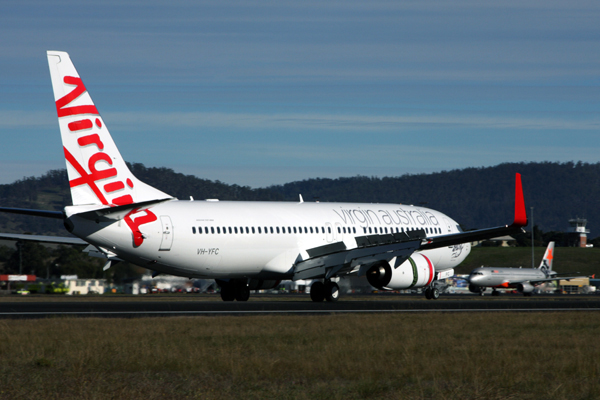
[294,232,423,280]
[530,276,591,285]
[293,173,528,280]
[0,232,87,245]
[421,173,527,250]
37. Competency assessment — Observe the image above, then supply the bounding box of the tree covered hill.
[1,161,599,237]
[271,161,600,235]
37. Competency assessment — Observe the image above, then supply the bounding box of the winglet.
[512,173,527,227]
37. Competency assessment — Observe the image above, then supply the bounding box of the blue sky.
[1,0,599,187]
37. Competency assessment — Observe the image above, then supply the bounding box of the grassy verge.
[0,312,598,399]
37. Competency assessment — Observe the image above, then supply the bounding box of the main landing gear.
[424,286,440,300]
[217,279,250,302]
[424,280,448,300]
[310,280,340,302]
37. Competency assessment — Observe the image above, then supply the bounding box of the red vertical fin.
[513,173,527,227]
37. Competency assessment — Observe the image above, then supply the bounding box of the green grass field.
[1,312,599,399]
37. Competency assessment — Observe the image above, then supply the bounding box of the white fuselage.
[68,200,471,280]
[468,267,547,288]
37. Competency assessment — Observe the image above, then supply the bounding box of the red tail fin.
[513,173,527,227]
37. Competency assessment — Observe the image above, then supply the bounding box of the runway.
[1,294,600,318]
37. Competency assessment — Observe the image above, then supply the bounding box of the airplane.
[0,50,529,302]
[467,241,587,296]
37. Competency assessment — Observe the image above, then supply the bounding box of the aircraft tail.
[47,51,172,207]
[538,241,555,274]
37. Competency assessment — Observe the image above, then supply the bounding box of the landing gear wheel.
[235,284,250,302]
[324,281,340,302]
[430,287,440,300]
[220,284,235,301]
[424,288,432,300]
[310,281,325,302]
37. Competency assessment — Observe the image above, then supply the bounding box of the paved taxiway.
[1,295,599,318]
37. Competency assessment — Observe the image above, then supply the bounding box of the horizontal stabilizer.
[0,207,63,219]
[0,232,86,245]
[66,198,173,221]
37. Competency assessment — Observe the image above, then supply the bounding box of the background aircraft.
[467,241,587,296]
[0,51,528,302]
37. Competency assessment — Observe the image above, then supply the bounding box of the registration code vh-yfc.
[198,248,219,255]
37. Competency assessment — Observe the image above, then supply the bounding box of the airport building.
[567,218,590,247]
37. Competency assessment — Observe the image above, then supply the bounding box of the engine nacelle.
[468,283,484,294]
[516,282,534,293]
[248,279,281,291]
[366,253,435,290]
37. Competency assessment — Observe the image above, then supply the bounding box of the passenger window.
[240,227,244,234]
[252,227,255,234]
[192,227,196,234]
[310,227,313,234]
[304,227,308,233]
[270,227,274,234]
[211,227,215,234]
[293,227,297,234]
[328,227,331,234]
[205,227,209,234]
[258,227,262,234]
[217,227,221,234]
[246,227,249,234]
[276,227,280,234]
[288,227,291,234]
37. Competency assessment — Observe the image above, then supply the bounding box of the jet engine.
[468,284,484,294]
[366,253,435,290]
[248,279,281,291]
[516,282,534,294]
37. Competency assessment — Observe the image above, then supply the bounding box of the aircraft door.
[159,215,174,251]
[325,222,334,243]
[443,218,453,234]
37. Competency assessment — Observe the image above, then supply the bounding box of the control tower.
[567,218,590,247]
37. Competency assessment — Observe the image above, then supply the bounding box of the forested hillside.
[271,161,600,235]
[1,161,599,237]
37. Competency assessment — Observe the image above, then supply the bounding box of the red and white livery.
[0,51,529,302]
